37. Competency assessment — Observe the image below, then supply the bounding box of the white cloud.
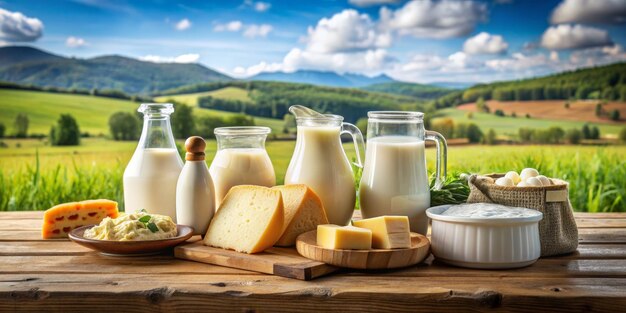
[550,51,559,62]
[283,47,395,74]
[305,9,391,53]
[569,44,626,66]
[551,0,626,24]
[485,53,549,71]
[214,20,243,32]
[0,8,43,42]
[379,0,488,38]
[66,36,86,48]
[463,32,508,54]
[175,18,191,31]
[254,1,271,12]
[140,53,200,63]
[541,24,612,50]
[348,0,401,7]
[243,24,273,38]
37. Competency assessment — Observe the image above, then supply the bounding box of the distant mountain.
[362,82,454,100]
[0,46,232,95]
[250,70,396,88]
[0,46,66,67]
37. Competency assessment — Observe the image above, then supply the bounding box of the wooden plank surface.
[175,241,338,280]
[0,210,624,312]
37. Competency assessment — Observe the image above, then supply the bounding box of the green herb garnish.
[430,173,470,206]
[139,209,147,213]
[138,215,151,223]
[147,222,159,233]
[137,214,159,233]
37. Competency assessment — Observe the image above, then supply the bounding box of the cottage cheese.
[442,203,541,219]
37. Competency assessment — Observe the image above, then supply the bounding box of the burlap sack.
[467,174,578,256]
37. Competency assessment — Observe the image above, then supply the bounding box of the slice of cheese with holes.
[42,199,119,239]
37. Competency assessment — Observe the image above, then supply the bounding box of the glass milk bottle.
[123,103,183,220]
[285,105,365,226]
[209,127,276,208]
[359,111,447,235]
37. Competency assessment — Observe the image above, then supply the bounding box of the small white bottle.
[176,136,216,235]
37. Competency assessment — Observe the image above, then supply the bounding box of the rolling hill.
[249,70,395,88]
[157,80,420,123]
[0,89,285,136]
[0,46,232,95]
[362,82,454,100]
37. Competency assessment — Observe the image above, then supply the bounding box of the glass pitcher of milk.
[285,105,365,226]
[209,126,276,208]
[123,103,183,220]
[359,111,447,235]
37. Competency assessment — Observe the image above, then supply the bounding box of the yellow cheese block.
[204,185,284,254]
[317,224,372,250]
[353,216,411,249]
[272,184,329,247]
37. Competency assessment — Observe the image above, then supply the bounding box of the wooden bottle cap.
[185,136,206,161]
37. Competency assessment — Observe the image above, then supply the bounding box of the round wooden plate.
[295,230,430,270]
[69,224,194,256]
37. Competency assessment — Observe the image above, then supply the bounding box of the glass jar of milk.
[359,111,447,235]
[123,103,183,220]
[209,127,276,208]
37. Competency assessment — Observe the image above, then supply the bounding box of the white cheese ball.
[504,171,521,184]
[517,181,529,187]
[520,168,539,182]
[495,177,514,187]
[536,175,551,186]
[526,177,543,186]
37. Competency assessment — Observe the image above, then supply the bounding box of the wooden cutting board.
[174,241,338,281]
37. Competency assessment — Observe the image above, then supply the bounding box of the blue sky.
[1,0,625,83]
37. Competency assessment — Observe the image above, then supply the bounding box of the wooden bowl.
[69,224,194,256]
[295,230,430,270]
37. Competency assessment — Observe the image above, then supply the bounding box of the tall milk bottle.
[123,103,183,220]
[359,111,447,235]
[209,127,276,208]
[284,105,365,226]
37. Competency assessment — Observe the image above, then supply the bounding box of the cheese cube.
[353,216,411,249]
[272,184,329,246]
[42,199,119,239]
[204,185,284,254]
[317,224,372,250]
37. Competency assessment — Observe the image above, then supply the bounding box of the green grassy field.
[434,108,625,138]
[0,89,285,135]
[1,138,624,213]
[154,86,252,104]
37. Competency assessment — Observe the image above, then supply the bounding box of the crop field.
[434,108,626,138]
[0,89,284,135]
[1,138,624,213]
[457,100,626,124]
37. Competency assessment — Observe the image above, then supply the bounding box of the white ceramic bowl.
[426,204,543,269]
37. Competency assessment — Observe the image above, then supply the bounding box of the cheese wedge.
[42,199,119,239]
[353,216,411,249]
[204,185,284,254]
[317,224,372,250]
[272,184,329,246]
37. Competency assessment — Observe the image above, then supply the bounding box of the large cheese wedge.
[317,224,372,250]
[42,199,119,239]
[353,216,411,249]
[204,185,284,254]
[272,184,329,246]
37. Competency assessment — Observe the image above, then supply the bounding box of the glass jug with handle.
[285,105,365,226]
[358,111,447,235]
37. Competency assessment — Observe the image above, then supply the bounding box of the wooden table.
[1,211,625,312]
